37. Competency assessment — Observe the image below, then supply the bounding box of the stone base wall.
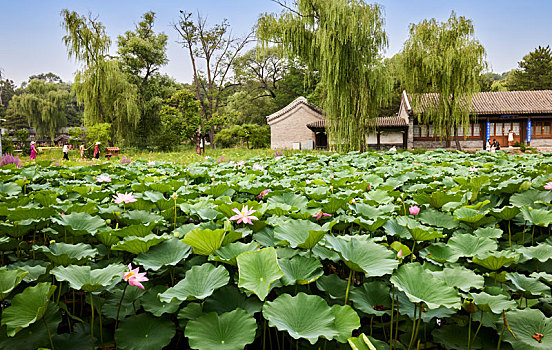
[529,138,552,147]
[414,139,483,149]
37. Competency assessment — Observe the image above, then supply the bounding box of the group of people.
[28,141,102,161]
[487,129,515,152]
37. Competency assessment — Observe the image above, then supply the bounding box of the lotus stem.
[531,225,535,245]
[508,221,512,248]
[114,283,128,331]
[344,269,354,305]
[90,293,95,350]
[470,311,483,349]
[407,303,418,350]
[411,241,416,263]
[394,293,400,350]
[43,317,55,350]
[263,318,267,350]
[389,287,395,348]
[467,312,472,350]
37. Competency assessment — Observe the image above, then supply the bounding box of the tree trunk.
[209,127,216,149]
[454,126,462,151]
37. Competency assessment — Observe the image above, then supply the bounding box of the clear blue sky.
[1,0,551,86]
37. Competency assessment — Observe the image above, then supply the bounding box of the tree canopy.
[257,0,392,152]
[61,9,139,144]
[507,45,552,91]
[401,12,487,149]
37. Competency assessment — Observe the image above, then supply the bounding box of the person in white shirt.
[508,129,514,148]
[62,144,69,161]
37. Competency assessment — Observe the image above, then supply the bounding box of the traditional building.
[267,90,552,150]
[400,90,552,149]
[266,96,408,150]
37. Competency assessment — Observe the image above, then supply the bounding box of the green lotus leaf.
[430,266,485,292]
[506,272,550,298]
[52,211,106,235]
[1,282,56,336]
[115,313,176,350]
[0,269,28,301]
[325,235,398,276]
[279,255,324,285]
[316,274,348,300]
[322,197,348,214]
[414,191,463,209]
[185,309,257,350]
[502,309,552,350]
[472,252,518,270]
[516,244,552,263]
[396,290,456,322]
[134,238,191,270]
[177,302,203,321]
[112,233,168,254]
[33,242,97,266]
[142,190,165,203]
[353,203,385,219]
[491,206,520,221]
[236,247,284,301]
[267,193,308,211]
[470,292,517,314]
[211,241,258,266]
[111,223,155,238]
[141,285,181,317]
[383,218,413,238]
[122,210,164,225]
[205,183,232,198]
[101,285,145,319]
[521,207,552,226]
[95,231,120,246]
[408,226,444,241]
[432,325,483,350]
[159,263,229,303]
[203,285,263,315]
[331,304,361,343]
[453,207,490,226]
[510,189,552,208]
[473,226,503,239]
[419,209,458,229]
[51,263,125,292]
[182,228,226,256]
[0,303,61,349]
[348,333,388,350]
[364,189,393,205]
[273,219,327,249]
[262,292,337,344]
[349,281,391,316]
[448,234,497,257]
[0,182,21,196]
[390,263,461,310]
[531,272,552,285]
[7,260,47,282]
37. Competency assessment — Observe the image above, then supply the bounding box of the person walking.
[79,143,86,159]
[93,142,100,159]
[508,129,515,148]
[29,141,37,160]
[62,144,69,161]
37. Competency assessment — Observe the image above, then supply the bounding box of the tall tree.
[60,10,139,144]
[117,12,175,147]
[174,12,252,148]
[507,46,552,91]
[8,79,71,142]
[257,0,392,152]
[401,12,487,150]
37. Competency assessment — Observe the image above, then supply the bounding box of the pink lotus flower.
[305,179,311,184]
[123,263,148,290]
[545,181,552,190]
[257,189,270,199]
[367,184,371,191]
[237,161,245,166]
[96,174,111,183]
[469,167,478,172]
[147,161,155,166]
[252,164,264,171]
[312,211,331,220]
[113,192,137,204]
[229,205,259,225]
[409,205,420,216]
[397,249,403,259]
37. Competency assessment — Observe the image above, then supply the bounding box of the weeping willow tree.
[257,0,392,152]
[401,12,487,150]
[9,80,70,142]
[61,10,139,144]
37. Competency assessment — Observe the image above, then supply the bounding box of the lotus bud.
[397,249,403,259]
[367,184,371,191]
[174,232,180,238]
[462,297,478,313]
[172,193,178,200]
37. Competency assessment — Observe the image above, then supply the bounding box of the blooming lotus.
[312,211,331,220]
[123,263,148,290]
[147,161,155,166]
[409,205,420,216]
[229,205,259,225]
[252,164,264,171]
[469,167,478,172]
[545,181,552,190]
[237,161,245,166]
[96,174,111,183]
[113,192,137,204]
[257,189,270,199]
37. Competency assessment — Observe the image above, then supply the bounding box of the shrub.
[0,153,21,168]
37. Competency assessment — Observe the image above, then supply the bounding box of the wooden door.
[490,122,521,147]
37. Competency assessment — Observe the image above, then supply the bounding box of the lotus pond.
[1,150,552,350]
